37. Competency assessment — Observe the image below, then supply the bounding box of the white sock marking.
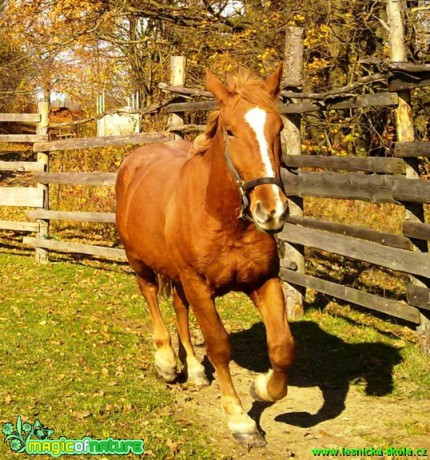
[245,108,284,215]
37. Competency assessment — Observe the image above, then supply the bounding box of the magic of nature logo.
[3,416,144,457]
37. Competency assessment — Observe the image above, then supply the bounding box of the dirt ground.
[165,317,430,460]
[172,359,429,459]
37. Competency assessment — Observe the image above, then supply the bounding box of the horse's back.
[116,140,191,278]
[117,139,190,188]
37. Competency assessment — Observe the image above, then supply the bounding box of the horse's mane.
[189,69,278,156]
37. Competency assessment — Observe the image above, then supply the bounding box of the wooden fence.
[1,5,429,352]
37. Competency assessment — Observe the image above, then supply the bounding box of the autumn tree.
[1,0,428,145]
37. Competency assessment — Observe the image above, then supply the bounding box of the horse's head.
[206,64,288,233]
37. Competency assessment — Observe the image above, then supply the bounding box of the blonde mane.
[189,69,278,156]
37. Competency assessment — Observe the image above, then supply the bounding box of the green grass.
[1,250,429,459]
[0,252,217,459]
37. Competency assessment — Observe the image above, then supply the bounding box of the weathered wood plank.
[394,141,430,158]
[0,134,48,143]
[0,161,45,172]
[279,223,430,278]
[166,100,217,113]
[328,92,398,110]
[167,124,205,133]
[158,82,212,98]
[282,26,305,319]
[0,113,40,123]
[389,76,430,92]
[172,94,398,114]
[26,210,116,223]
[23,237,127,260]
[406,284,430,312]
[167,93,398,115]
[389,62,430,73]
[402,221,430,241]
[33,172,116,186]
[388,64,430,92]
[168,56,186,139]
[0,220,39,232]
[280,102,320,114]
[0,187,44,207]
[35,101,50,264]
[160,73,387,102]
[33,132,174,152]
[280,269,421,324]
[282,155,406,174]
[287,216,413,251]
[281,169,430,204]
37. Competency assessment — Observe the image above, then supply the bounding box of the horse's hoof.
[228,414,265,447]
[155,363,178,382]
[155,349,178,382]
[232,430,267,448]
[187,370,210,387]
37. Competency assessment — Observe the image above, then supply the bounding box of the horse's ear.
[206,69,232,106]
[264,63,283,100]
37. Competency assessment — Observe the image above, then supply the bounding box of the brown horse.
[116,65,295,447]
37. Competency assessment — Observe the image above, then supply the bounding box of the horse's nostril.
[254,202,276,222]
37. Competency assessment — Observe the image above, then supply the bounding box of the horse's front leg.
[181,273,266,447]
[249,278,295,402]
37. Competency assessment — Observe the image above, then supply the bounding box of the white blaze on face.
[244,107,284,215]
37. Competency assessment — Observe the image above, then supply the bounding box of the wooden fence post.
[281,27,305,319]
[35,101,50,264]
[387,0,430,353]
[168,56,186,139]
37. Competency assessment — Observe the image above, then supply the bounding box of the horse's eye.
[225,129,234,138]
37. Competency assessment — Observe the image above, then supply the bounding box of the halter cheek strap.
[223,129,285,220]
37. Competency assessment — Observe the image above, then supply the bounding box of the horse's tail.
[157,274,172,300]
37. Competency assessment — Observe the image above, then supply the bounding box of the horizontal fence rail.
[0,113,40,123]
[280,268,421,324]
[0,187,44,207]
[286,216,413,251]
[23,237,126,260]
[0,220,40,232]
[33,132,174,152]
[26,210,116,223]
[24,168,430,204]
[279,223,430,278]
[33,172,116,186]
[281,169,430,204]
[0,134,48,143]
[282,155,407,174]
[0,161,45,172]
[394,141,430,158]
[402,221,430,241]
[406,285,430,311]
[166,93,399,115]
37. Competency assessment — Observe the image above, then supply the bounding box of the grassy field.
[0,251,218,459]
[1,249,429,459]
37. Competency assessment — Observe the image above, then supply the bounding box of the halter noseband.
[222,128,285,220]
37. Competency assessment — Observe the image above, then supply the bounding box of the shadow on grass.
[230,320,402,429]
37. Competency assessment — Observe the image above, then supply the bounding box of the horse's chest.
[203,239,277,289]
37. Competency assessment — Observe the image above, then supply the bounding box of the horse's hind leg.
[173,284,209,387]
[135,269,178,382]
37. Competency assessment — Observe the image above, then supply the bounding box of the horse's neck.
[203,135,244,227]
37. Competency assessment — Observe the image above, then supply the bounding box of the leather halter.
[222,128,285,220]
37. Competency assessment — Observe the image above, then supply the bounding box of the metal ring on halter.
[222,128,285,220]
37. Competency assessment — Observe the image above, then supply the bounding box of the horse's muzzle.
[252,201,288,233]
